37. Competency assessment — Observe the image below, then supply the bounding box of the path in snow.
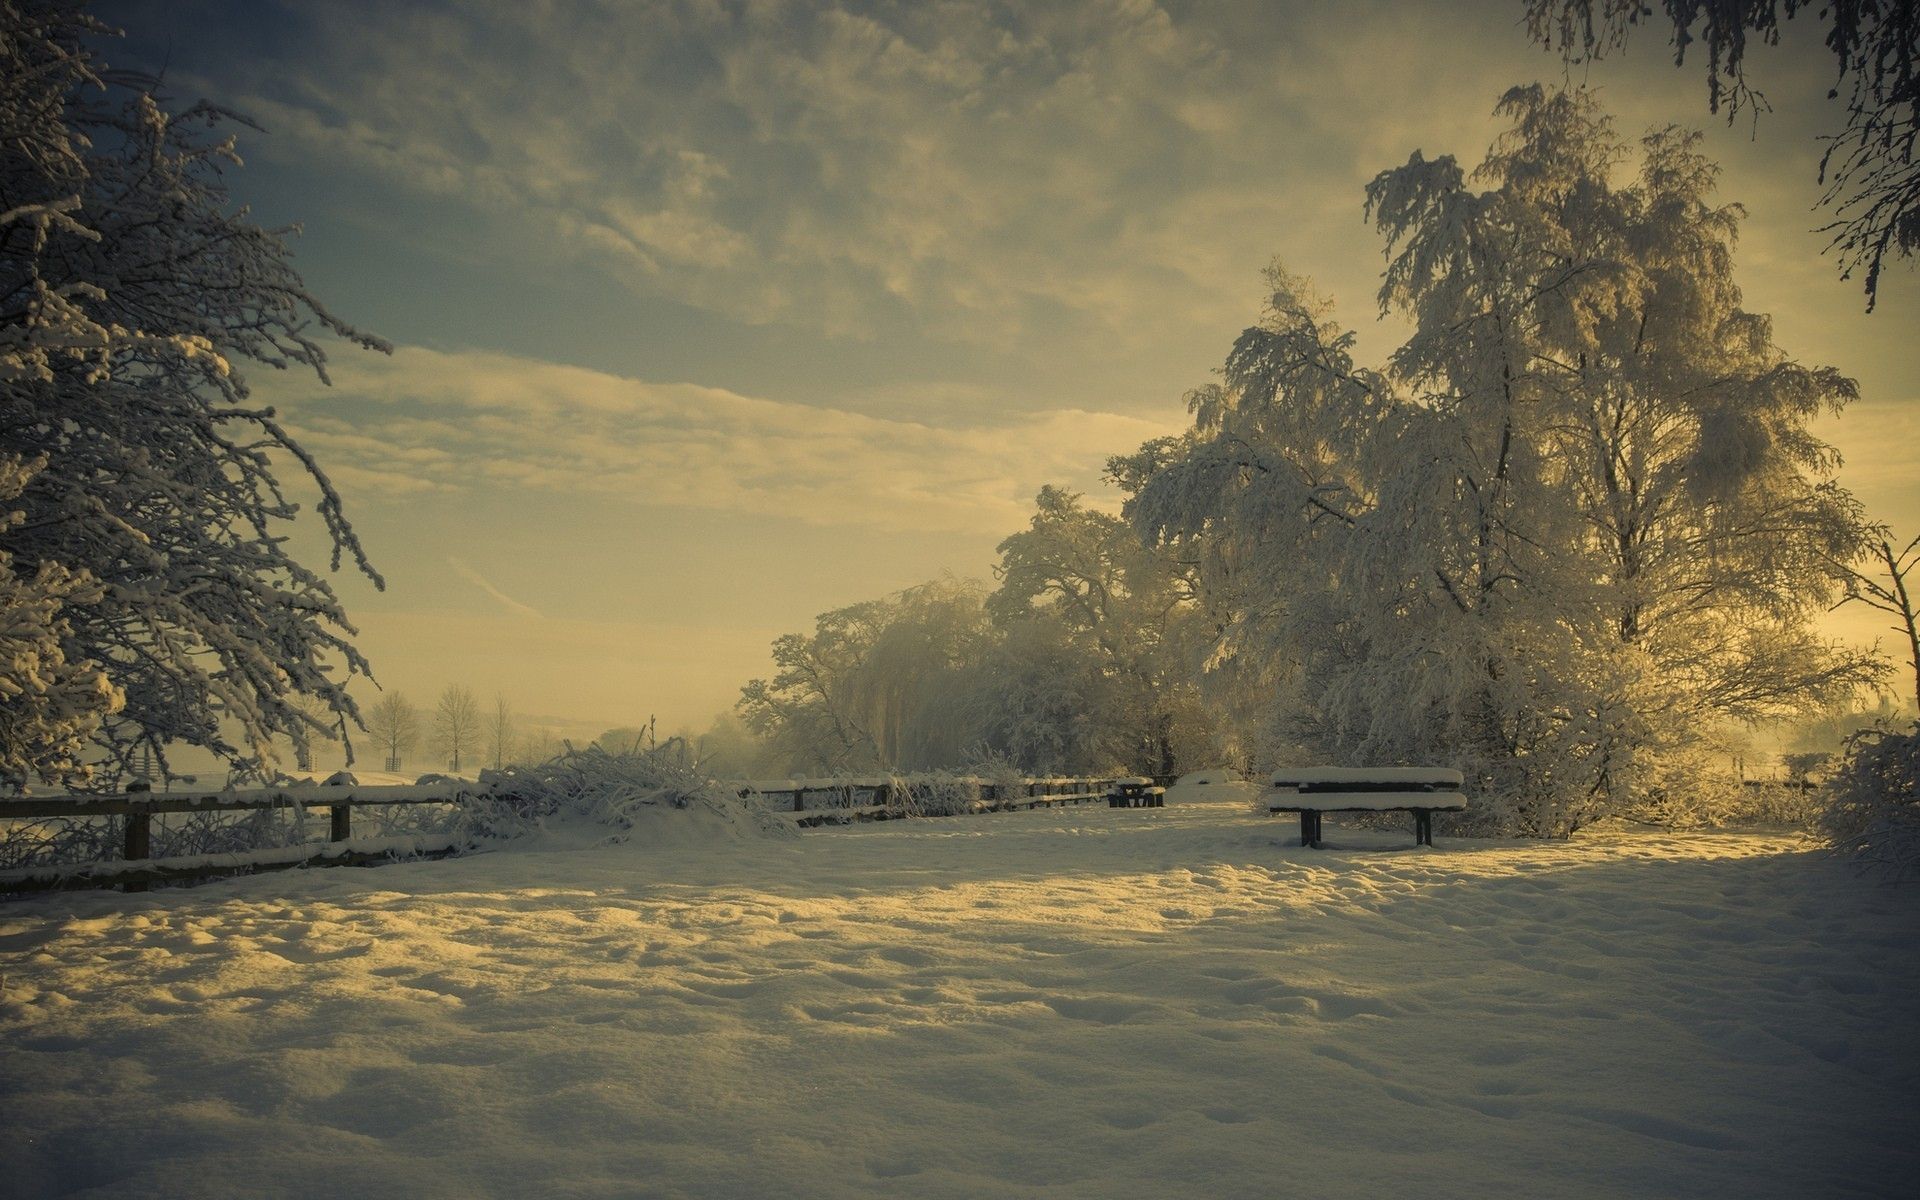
[2,797,1916,1198]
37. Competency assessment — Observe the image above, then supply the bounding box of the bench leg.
[1415,809,1432,846]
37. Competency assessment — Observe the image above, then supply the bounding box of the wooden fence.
[738,777,1118,814]
[0,775,1123,894]
[0,781,479,894]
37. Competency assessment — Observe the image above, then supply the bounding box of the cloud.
[272,344,1181,536]
[446,555,546,620]
[166,0,1467,350]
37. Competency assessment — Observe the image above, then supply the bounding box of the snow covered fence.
[0,780,483,894]
[0,765,1126,894]
[737,774,1119,822]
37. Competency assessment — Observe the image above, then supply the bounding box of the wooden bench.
[1263,767,1466,848]
[1107,777,1166,808]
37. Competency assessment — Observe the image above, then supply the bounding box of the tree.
[739,579,994,774]
[284,693,341,773]
[432,685,480,772]
[958,615,1122,775]
[1524,0,1918,308]
[486,694,515,771]
[1832,530,1920,711]
[0,455,120,788]
[516,725,563,766]
[365,692,419,774]
[594,723,652,755]
[988,486,1216,774]
[684,711,780,780]
[0,2,389,786]
[1126,86,1877,834]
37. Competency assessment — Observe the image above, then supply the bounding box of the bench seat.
[1266,791,1467,813]
[1264,768,1466,847]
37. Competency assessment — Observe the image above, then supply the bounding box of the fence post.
[123,782,152,893]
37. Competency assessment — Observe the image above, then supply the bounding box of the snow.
[1271,767,1466,786]
[0,835,463,890]
[1165,769,1262,808]
[1265,791,1470,813]
[2,792,1916,1198]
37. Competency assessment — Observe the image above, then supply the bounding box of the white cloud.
[273,345,1181,536]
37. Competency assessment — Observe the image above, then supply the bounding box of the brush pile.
[472,743,793,843]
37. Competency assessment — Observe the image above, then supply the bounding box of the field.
[2,791,1915,1198]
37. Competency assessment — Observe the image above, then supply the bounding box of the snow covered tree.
[366,692,418,774]
[1127,86,1877,834]
[957,615,1125,775]
[432,685,480,772]
[0,455,119,787]
[1,1,390,784]
[739,579,995,774]
[987,486,1215,775]
[1524,0,1918,308]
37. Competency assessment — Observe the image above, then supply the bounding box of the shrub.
[1819,723,1920,881]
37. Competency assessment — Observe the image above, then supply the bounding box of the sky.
[91,0,1920,756]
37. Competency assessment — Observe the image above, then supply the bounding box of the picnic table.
[1263,767,1466,848]
[1107,777,1166,808]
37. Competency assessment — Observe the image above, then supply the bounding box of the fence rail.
[1,775,1125,895]
[0,781,482,895]
[736,777,1119,813]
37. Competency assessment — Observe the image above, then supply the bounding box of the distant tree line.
[736,487,1222,781]
[357,686,573,776]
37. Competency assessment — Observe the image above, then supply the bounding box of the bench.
[1108,777,1166,808]
[1263,767,1466,848]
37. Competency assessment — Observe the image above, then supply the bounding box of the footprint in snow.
[1102,1108,1160,1130]
[1045,996,1148,1024]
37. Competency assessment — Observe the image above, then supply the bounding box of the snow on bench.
[1262,767,1466,848]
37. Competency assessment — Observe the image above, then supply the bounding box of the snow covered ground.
[2,793,1915,1198]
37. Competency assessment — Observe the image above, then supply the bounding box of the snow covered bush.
[884,770,988,817]
[468,744,793,843]
[1,1,389,786]
[1820,724,1920,881]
